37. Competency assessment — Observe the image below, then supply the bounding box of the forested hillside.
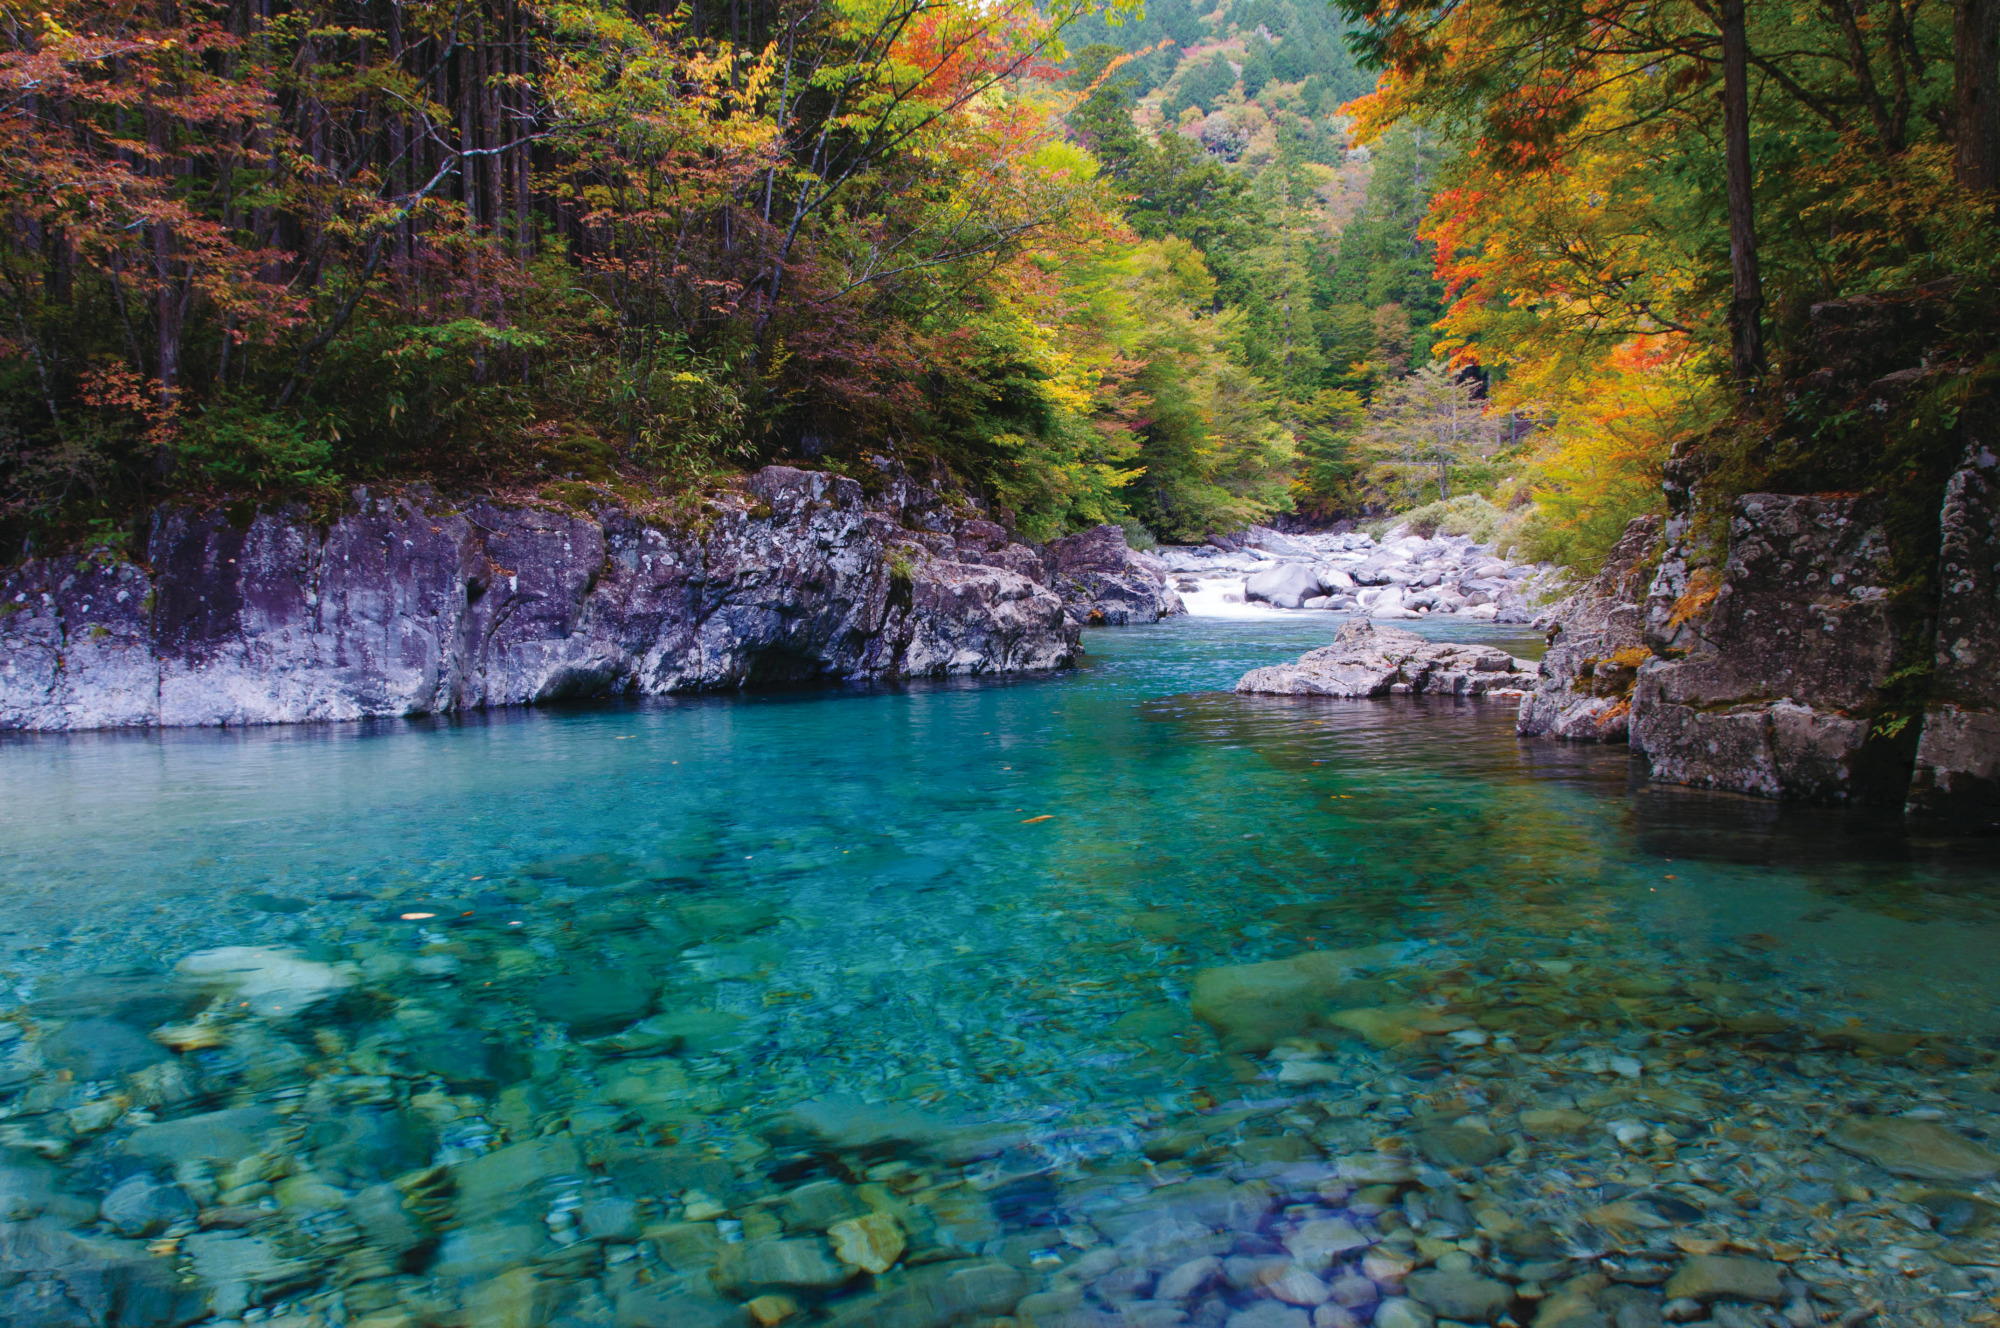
[0,0,1456,555]
[7,0,1988,565]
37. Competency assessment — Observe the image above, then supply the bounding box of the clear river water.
[2,613,1998,1328]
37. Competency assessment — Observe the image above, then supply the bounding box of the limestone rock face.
[1516,514,1660,742]
[1628,493,1902,801]
[1234,619,1532,699]
[1908,442,2000,820]
[0,465,1085,730]
[1041,523,1185,625]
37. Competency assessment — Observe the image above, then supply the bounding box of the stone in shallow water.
[1157,1254,1221,1300]
[781,1178,860,1231]
[304,1108,437,1183]
[581,1196,642,1242]
[455,1137,582,1223]
[615,1285,744,1328]
[714,1238,849,1292]
[1226,1304,1310,1328]
[183,1230,312,1311]
[124,1107,280,1166]
[98,1173,196,1237]
[1521,1108,1591,1138]
[773,1095,949,1154]
[531,971,656,1034]
[39,1019,168,1078]
[1404,1267,1511,1321]
[1826,1116,2000,1181]
[1325,1006,1471,1049]
[829,1211,904,1274]
[0,1218,206,1327]
[821,1263,1028,1328]
[1661,1255,1784,1304]
[175,946,356,1018]
[434,1222,549,1279]
[1915,1188,2000,1237]
[1370,1297,1435,1328]
[1189,945,1406,1053]
[1285,1218,1371,1269]
[1416,1125,1506,1169]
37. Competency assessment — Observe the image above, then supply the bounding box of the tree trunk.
[1957,0,2000,189]
[1720,0,1766,385]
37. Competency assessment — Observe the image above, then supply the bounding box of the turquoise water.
[3,614,1999,1325]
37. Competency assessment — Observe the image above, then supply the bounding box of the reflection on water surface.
[1,614,1997,1328]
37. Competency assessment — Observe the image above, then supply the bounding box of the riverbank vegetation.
[1,0,1993,566]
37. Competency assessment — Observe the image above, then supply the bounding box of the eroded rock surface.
[1628,493,1903,802]
[1909,442,2000,817]
[1516,514,1659,742]
[0,466,1100,730]
[1234,620,1533,699]
[1041,523,1185,625]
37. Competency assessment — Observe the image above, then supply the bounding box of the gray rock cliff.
[0,465,1119,730]
[1516,514,1659,742]
[1908,442,2000,815]
[1040,524,1185,625]
[1523,477,2000,818]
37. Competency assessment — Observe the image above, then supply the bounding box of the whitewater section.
[1157,523,1557,623]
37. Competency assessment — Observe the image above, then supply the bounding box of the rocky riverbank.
[1159,527,1556,624]
[0,467,1182,731]
[1519,455,1998,820]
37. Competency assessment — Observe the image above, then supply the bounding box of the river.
[1,613,1996,1327]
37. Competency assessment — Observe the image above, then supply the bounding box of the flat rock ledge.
[0,468,1180,732]
[1235,619,1536,699]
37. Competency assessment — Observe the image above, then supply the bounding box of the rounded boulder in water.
[529,971,656,1035]
[39,1019,168,1079]
[100,1174,197,1236]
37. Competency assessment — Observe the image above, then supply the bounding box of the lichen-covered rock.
[1042,523,1185,625]
[1516,515,1660,742]
[1627,493,1903,801]
[1908,442,2000,821]
[0,466,1083,730]
[1235,619,1531,698]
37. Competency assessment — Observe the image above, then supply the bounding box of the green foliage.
[1396,493,1503,542]
[172,398,338,493]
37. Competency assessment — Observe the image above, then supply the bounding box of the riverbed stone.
[125,1106,281,1165]
[456,1137,583,1222]
[580,1196,643,1242]
[39,1019,169,1079]
[99,1173,196,1236]
[1158,1254,1222,1300]
[1406,1268,1511,1321]
[1826,1115,2000,1181]
[1189,944,1405,1052]
[1416,1125,1507,1169]
[1285,1218,1371,1269]
[1661,1256,1784,1304]
[0,1218,207,1327]
[532,971,656,1034]
[715,1238,849,1292]
[615,1285,746,1328]
[828,1211,903,1273]
[1228,1304,1310,1328]
[175,945,356,1018]
[1371,1297,1436,1328]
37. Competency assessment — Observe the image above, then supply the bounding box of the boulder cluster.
[1158,528,1553,623]
[1234,621,1537,700]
